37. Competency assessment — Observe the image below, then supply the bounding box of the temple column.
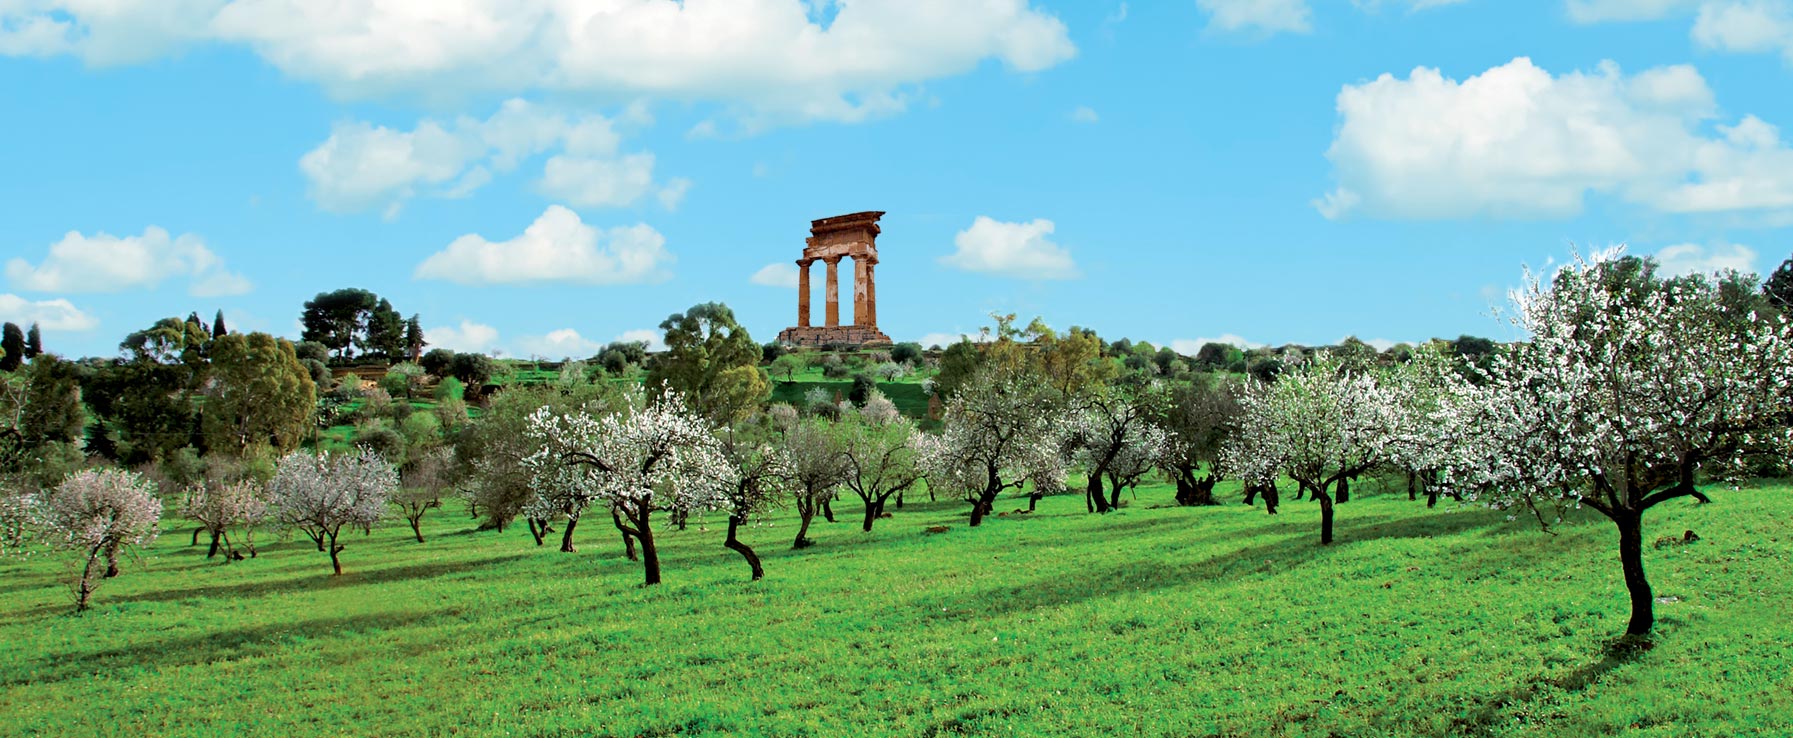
[865,261,877,327]
[853,257,869,326]
[825,258,840,327]
[797,259,812,327]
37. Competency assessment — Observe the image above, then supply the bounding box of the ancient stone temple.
[776,211,893,347]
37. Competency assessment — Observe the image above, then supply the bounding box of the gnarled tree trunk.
[724,514,763,581]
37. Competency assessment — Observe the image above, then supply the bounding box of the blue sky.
[4,0,1792,359]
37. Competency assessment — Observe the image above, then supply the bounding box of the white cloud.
[5,1,1075,122]
[7,226,250,295]
[917,331,992,348]
[1197,0,1312,34]
[941,216,1079,280]
[1318,57,1793,220]
[1170,335,1264,355]
[1653,242,1759,276]
[415,205,673,286]
[515,328,603,359]
[0,293,98,331]
[425,319,500,353]
[750,262,800,288]
[1569,1,1793,64]
[1567,0,1700,22]
[614,328,666,352]
[300,99,680,215]
[1070,105,1099,123]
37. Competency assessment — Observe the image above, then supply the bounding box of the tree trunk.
[1336,476,1350,504]
[724,515,763,581]
[1615,511,1654,636]
[794,501,816,549]
[1426,487,1439,508]
[559,516,579,553]
[895,490,904,509]
[328,532,344,575]
[409,515,425,543]
[75,545,102,613]
[206,530,222,559]
[1027,492,1042,512]
[636,510,660,586]
[822,500,836,523]
[1087,474,1110,513]
[1263,482,1279,515]
[104,543,121,578]
[191,527,203,546]
[1316,487,1335,545]
[1107,477,1123,511]
[1407,470,1417,501]
[1243,483,1258,505]
[528,518,548,546]
[608,508,638,560]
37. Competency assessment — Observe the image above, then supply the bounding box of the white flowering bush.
[269,449,396,575]
[525,390,735,585]
[38,469,162,612]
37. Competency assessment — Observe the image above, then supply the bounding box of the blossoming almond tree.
[1069,386,1161,514]
[920,368,1068,526]
[38,469,162,612]
[1438,252,1793,636]
[718,426,791,580]
[526,391,734,585]
[183,478,270,561]
[840,416,924,532]
[781,417,850,549]
[1224,353,1401,544]
[269,449,397,575]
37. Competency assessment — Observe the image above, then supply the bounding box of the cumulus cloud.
[415,205,673,286]
[941,216,1078,280]
[1070,105,1099,124]
[3,1,1074,122]
[301,99,681,215]
[1317,57,1793,220]
[1653,242,1760,276]
[515,328,603,359]
[750,262,800,288]
[0,293,98,331]
[1570,0,1793,64]
[1197,0,1312,34]
[424,319,499,353]
[7,226,251,295]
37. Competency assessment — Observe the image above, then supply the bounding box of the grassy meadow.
[2,480,1789,737]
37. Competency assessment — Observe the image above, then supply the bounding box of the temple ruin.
[776,211,892,347]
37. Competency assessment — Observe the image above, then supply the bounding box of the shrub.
[849,374,877,405]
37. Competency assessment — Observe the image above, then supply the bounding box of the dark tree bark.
[327,529,345,575]
[724,515,763,581]
[1407,470,1418,501]
[610,508,638,561]
[793,497,818,548]
[206,530,222,558]
[1087,474,1111,513]
[1262,482,1280,515]
[635,511,660,586]
[1242,484,1258,505]
[1027,492,1042,512]
[528,517,550,546]
[104,543,121,578]
[559,517,579,553]
[1316,487,1334,545]
[1614,510,1652,636]
[1336,475,1351,504]
[408,515,425,543]
[821,500,836,523]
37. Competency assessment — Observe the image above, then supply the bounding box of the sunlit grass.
[2,480,1787,736]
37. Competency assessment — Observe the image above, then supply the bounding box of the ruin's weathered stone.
[779,211,891,347]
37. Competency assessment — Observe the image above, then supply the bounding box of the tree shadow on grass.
[109,553,534,606]
[1444,632,1662,737]
[3,609,453,689]
[941,510,1506,619]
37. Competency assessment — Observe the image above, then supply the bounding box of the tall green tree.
[299,288,379,361]
[211,310,228,339]
[647,302,768,424]
[203,333,317,455]
[0,323,22,372]
[23,323,42,359]
[403,314,426,361]
[363,298,407,361]
[20,354,85,449]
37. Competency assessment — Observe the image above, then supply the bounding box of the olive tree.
[38,469,162,611]
[1436,252,1793,636]
[782,417,850,548]
[1158,376,1241,506]
[840,416,924,532]
[269,449,397,575]
[1224,353,1401,544]
[525,391,734,585]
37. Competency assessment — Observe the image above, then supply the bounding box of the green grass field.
[3,481,1788,737]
